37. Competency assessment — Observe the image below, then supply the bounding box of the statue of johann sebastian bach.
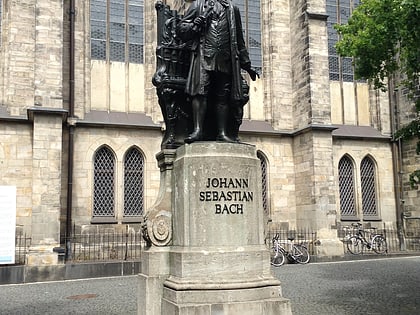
[176,0,259,143]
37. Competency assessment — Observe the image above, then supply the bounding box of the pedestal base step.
[161,286,292,315]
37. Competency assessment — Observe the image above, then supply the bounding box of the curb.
[310,251,420,263]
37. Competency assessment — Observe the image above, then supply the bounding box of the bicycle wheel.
[372,235,387,254]
[293,244,310,264]
[347,236,362,254]
[270,247,285,267]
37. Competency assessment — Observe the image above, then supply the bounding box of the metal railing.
[268,224,420,257]
[338,224,420,253]
[8,224,420,266]
[64,225,146,262]
[12,233,31,265]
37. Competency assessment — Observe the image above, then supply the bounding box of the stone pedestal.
[138,248,170,315]
[139,143,291,315]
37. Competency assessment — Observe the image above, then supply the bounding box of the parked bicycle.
[346,223,387,255]
[270,234,310,266]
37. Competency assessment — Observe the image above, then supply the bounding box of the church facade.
[0,0,418,263]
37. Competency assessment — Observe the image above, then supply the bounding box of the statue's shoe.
[185,130,203,143]
[216,134,236,143]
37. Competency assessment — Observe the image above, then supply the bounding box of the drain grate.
[66,294,98,300]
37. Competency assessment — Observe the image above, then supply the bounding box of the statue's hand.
[247,68,260,81]
[193,16,206,28]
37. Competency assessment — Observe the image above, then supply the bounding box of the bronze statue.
[176,0,259,143]
[152,0,258,148]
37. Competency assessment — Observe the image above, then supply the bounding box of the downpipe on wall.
[65,0,76,261]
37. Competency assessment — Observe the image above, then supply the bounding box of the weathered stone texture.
[262,0,293,129]
[333,138,397,223]
[307,18,331,125]
[0,123,33,234]
[401,138,420,216]
[397,89,420,217]
[31,114,63,245]
[71,127,162,225]
[290,0,312,129]
[290,0,331,128]
[34,1,63,107]
[0,1,36,115]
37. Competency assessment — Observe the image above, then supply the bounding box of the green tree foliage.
[334,0,420,188]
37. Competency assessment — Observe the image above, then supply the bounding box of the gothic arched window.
[123,147,144,218]
[93,146,116,218]
[257,151,269,217]
[338,155,357,219]
[360,156,378,218]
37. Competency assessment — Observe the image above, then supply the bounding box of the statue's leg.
[215,74,236,143]
[185,95,207,143]
[216,104,236,142]
[231,104,243,142]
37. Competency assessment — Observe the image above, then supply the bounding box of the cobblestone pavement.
[273,256,420,315]
[0,256,419,314]
[0,276,138,315]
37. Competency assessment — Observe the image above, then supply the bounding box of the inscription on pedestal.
[199,177,254,215]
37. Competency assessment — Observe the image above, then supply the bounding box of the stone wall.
[401,138,420,217]
[241,134,296,227]
[34,0,63,108]
[292,130,336,231]
[0,122,33,235]
[290,0,312,129]
[30,112,64,246]
[333,138,397,224]
[261,0,293,129]
[71,126,162,226]
[0,0,36,115]
[397,88,420,218]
